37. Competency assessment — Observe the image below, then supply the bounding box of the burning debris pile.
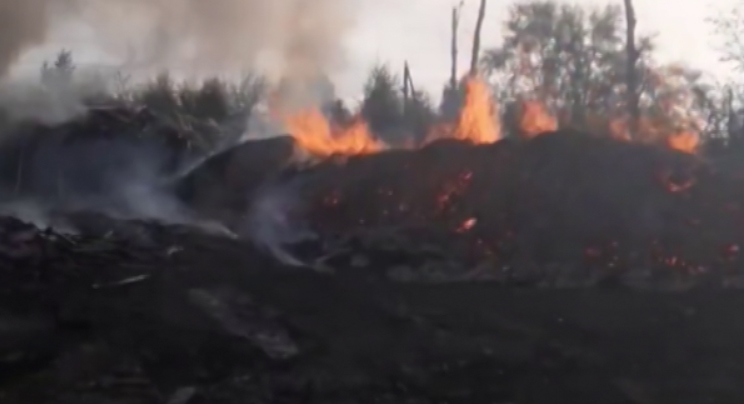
[180,127,744,288]
[295,132,744,287]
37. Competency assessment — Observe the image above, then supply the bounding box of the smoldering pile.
[179,130,744,288]
[0,104,234,221]
[3,101,744,289]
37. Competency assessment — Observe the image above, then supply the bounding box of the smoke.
[0,133,192,227]
[242,181,316,266]
[0,0,50,78]
[0,0,355,84]
[0,71,112,125]
[0,0,355,238]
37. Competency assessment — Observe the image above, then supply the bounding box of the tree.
[623,0,640,136]
[137,72,179,116]
[481,2,637,124]
[229,73,266,118]
[41,49,75,89]
[708,3,744,146]
[404,90,437,144]
[178,78,230,122]
[710,4,744,72]
[470,0,488,76]
[480,0,707,140]
[360,64,406,145]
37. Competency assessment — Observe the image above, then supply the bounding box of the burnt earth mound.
[179,130,744,288]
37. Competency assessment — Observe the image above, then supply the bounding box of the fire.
[666,131,699,154]
[608,116,700,154]
[269,64,701,156]
[519,100,558,138]
[426,76,501,144]
[282,109,385,157]
[453,77,501,143]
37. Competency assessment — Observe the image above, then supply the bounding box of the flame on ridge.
[271,69,701,156]
[282,108,384,157]
[425,76,501,145]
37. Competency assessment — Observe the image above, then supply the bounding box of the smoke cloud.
[0,0,356,239]
[0,0,356,86]
[0,0,50,78]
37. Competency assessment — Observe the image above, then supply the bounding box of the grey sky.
[335,0,738,101]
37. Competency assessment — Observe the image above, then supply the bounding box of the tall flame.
[425,76,501,145]
[451,77,501,143]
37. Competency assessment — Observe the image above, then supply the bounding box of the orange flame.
[270,61,703,156]
[519,100,558,138]
[453,77,501,143]
[608,116,700,154]
[666,131,699,154]
[426,76,500,144]
[282,109,385,157]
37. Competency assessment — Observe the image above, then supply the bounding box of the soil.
[1,213,743,404]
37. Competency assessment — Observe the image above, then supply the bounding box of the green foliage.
[478,0,720,141]
[405,90,437,143]
[481,2,634,117]
[360,64,437,145]
[137,72,180,116]
[178,78,230,122]
[361,64,405,143]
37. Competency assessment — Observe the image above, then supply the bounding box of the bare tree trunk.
[450,3,463,87]
[470,0,487,76]
[623,0,640,137]
[403,62,410,105]
[403,62,415,116]
[405,64,415,96]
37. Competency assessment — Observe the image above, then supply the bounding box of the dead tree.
[623,0,640,137]
[470,0,487,76]
[403,62,415,115]
[450,2,464,88]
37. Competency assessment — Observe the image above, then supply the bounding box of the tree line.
[10,0,744,152]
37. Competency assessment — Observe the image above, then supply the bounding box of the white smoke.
[242,182,316,266]
[0,0,357,86]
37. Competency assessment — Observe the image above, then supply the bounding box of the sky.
[15,0,743,103]
[335,0,740,102]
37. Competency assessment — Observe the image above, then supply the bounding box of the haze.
[10,0,741,102]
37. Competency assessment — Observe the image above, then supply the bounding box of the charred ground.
[2,107,744,403]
